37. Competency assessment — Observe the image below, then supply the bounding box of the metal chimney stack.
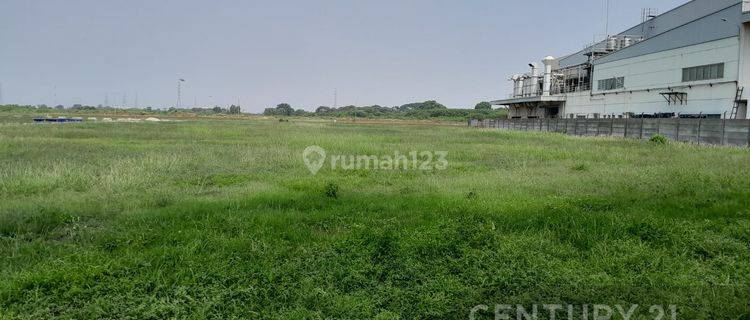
[542,56,556,96]
[528,63,540,96]
[511,75,523,97]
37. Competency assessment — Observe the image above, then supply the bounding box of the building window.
[598,77,624,91]
[682,63,724,82]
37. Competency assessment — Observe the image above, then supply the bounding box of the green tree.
[229,105,241,114]
[275,103,294,116]
[474,101,492,110]
[315,106,331,114]
[399,100,447,111]
[420,100,447,110]
[263,108,277,116]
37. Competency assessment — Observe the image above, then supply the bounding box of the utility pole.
[605,0,611,37]
[135,93,139,109]
[334,88,338,108]
[0,82,4,105]
[105,92,109,108]
[177,79,185,108]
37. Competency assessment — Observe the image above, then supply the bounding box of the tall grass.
[0,119,749,318]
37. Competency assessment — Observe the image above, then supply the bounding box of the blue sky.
[1,0,686,112]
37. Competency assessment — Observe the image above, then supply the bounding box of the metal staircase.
[730,86,744,119]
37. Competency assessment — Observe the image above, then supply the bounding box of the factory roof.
[558,0,742,68]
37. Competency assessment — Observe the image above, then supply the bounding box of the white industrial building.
[492,0,750,119]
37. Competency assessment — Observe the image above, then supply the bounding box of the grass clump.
[650,134,668,144]
[324,182,339,198]
[571,163,588,171]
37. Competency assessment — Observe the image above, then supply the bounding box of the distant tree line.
[264,100,506,121]
[174,105,241,115]
[1,99,506,121]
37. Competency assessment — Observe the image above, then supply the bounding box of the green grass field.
[1,119,749,319]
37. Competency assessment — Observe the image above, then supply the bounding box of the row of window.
[596,63,725,91]
[597,77,624,91]
[682,63,724,82]
[565,113,722,119]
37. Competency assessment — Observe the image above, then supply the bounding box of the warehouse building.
[492,0,750,119]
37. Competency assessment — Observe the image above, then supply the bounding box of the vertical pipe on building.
[518,78,525,97]
[542,56,555,96]
[529,63,540,96]
[511,75,523,98]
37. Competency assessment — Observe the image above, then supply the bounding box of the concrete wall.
[564,83,737,117]
[470,118,750,146]
[593,37,739,92]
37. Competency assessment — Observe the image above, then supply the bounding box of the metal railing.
[508,84,542,98]
[507,80,591,99]
[551,82,591,95]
